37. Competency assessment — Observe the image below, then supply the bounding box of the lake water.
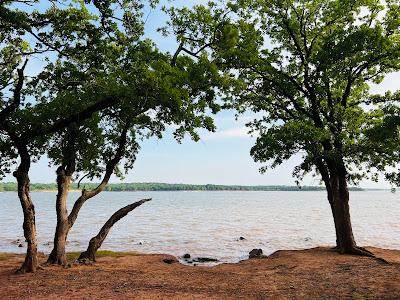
[0,191,399,263]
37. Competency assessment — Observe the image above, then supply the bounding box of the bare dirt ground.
[0,247,399,299]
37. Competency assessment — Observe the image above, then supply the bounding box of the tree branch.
[78,198,152,261]
[22,96,120,140]
[67,121,131,228]
[0,59,28,123]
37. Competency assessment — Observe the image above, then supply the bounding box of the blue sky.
[3,1,400,187]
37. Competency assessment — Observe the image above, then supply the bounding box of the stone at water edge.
[183,253,191,259]
[163,257,178,264]
[249,249,264,259]
[192,257,219,263]
[11,239,23,245]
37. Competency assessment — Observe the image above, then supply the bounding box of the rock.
[77,258,92,265]
[239,236,246,241]
[192,257,219,263]
[163,258,176,264]
[183,253,191,259]
[249,249,263,259]
[18,243,23,248]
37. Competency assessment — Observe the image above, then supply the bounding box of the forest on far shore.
[0,182,364,192]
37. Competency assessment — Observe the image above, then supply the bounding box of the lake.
[0,191,399,263]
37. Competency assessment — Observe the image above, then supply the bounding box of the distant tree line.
[0,182,363,192]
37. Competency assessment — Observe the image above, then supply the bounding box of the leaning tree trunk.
[78,198,151,262]
[13,145,38,273]
[48,125,77,266]
[48,123,130,263]
[48,171,113,264]
[47,166,73,265]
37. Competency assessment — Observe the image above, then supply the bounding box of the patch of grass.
[66,252,81,261]
[0,252,47,261]
[66,250,139,261]
[0,253,12,261]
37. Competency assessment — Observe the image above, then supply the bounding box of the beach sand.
[0,247,399,299]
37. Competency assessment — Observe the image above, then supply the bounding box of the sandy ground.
[0,247,399,299]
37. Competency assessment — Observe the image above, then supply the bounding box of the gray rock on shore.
[192,257,219,263]
[249,249,265,259]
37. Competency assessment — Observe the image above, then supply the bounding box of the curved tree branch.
[0,59,28,123]
[78,198,152,261]
[67,121,131,228]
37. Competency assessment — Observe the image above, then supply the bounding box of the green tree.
[0,0,154,272]
[167,0,400,255]
[44,39,222,265]
[1,0,223,270]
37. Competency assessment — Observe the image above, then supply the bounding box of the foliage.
[0,0,223,181]
[0,0,147,177]
[166,0,400,186]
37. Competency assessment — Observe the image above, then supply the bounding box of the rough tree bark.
[320,159,375,257]
[13,143,39,273]
[48,123,130,264]
[47,166,75,265]
[328,173,356,251]
[0,62,38,273]
[78,198,151,262]
[47,125,77,265]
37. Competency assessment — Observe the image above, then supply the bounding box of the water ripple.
[0,191,399,263]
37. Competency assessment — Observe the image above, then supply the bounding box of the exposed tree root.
[15,268,27,275]
[339,246,390,264]
[46,256,67,266]
[356,246,375,256]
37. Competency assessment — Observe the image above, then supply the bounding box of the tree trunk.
[79,198,151,262]
[48,123,130,263]
[47,166,73,265]
[328,173,356,252]
[14,170,38,273]
[325,172,373,256]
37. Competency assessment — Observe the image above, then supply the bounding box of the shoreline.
[1,189,382,193]
[1,247,399,299]
[2,245,400,262]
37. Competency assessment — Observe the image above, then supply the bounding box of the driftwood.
[78,198,151,262]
